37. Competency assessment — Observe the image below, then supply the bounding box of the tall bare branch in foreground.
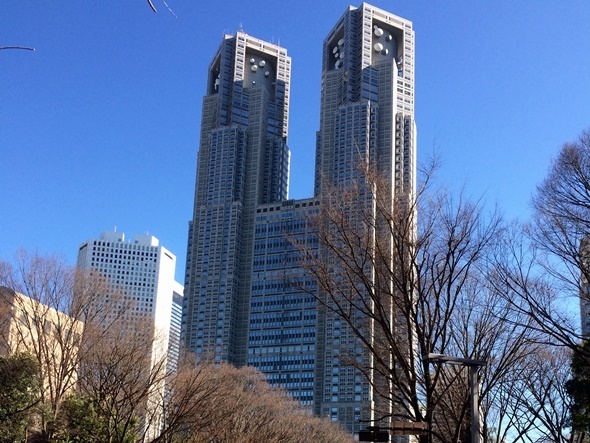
[298,159,548,442]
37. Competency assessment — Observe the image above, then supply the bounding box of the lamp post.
[423,353,487,443]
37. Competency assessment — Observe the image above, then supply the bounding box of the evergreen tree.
[0,352,40,443]
[566,341,590,439]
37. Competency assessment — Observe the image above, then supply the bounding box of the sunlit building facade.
[0,287,84,397]
[77,231,183,370]
[314,4,416,432]
[183,3,415,434]
[183,32,291,367]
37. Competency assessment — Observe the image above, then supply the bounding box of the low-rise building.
[0,286,84,399]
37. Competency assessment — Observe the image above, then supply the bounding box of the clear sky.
[2,1,590,282]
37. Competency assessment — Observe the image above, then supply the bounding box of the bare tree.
[531,130,590,282]
[0,250,157,441]
[518,347,574,443]
[0,250,103,439]
[298,160,544,442]
[474,330,576,443]
[519,129,590,349]
[1,250,353,443]
[488,128,590,441]
[149,358,233,443]
[172,363,355,443]
[71,318,168,443]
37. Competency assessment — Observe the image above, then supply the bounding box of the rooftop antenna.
[238,23,244,33]
[114,225,117,232]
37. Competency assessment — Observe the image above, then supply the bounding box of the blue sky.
[2,1,590,282]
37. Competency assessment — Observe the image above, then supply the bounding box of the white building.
[77,231,183,370]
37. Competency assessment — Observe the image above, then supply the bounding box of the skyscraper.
[247,197,320,408]
[77,231,184,437]
[77,231,184,371]
[183,32,291,366]
[313,4,415,431]
[183,2,415,433]
[315,3,415,196]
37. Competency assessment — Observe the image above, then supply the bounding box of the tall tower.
[77,231,184,437]
[315,3,415,195]
[313,3,416,432]
[182,3,415,435]
[77,231,183,370]
[183,32,291,365]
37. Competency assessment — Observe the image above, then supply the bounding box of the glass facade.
[314,4,415,432]
[183,3,415,435]
[248,199,319,406]
[184,33,291,366]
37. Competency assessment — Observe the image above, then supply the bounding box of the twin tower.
[183,3,416,433]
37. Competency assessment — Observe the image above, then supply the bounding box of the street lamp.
[423,353,487,443]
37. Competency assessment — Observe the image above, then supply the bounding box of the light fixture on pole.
[423,353,487,443]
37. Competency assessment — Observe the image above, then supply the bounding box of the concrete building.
[315,3,415,197]
[183,31,291,366]
[0,286,84,396]
[183,3,416,434]
[168,288,184,373]
[313,4,416,431]
[77,231,183,371]
[77,231,184,438]
[247,197,320,408]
